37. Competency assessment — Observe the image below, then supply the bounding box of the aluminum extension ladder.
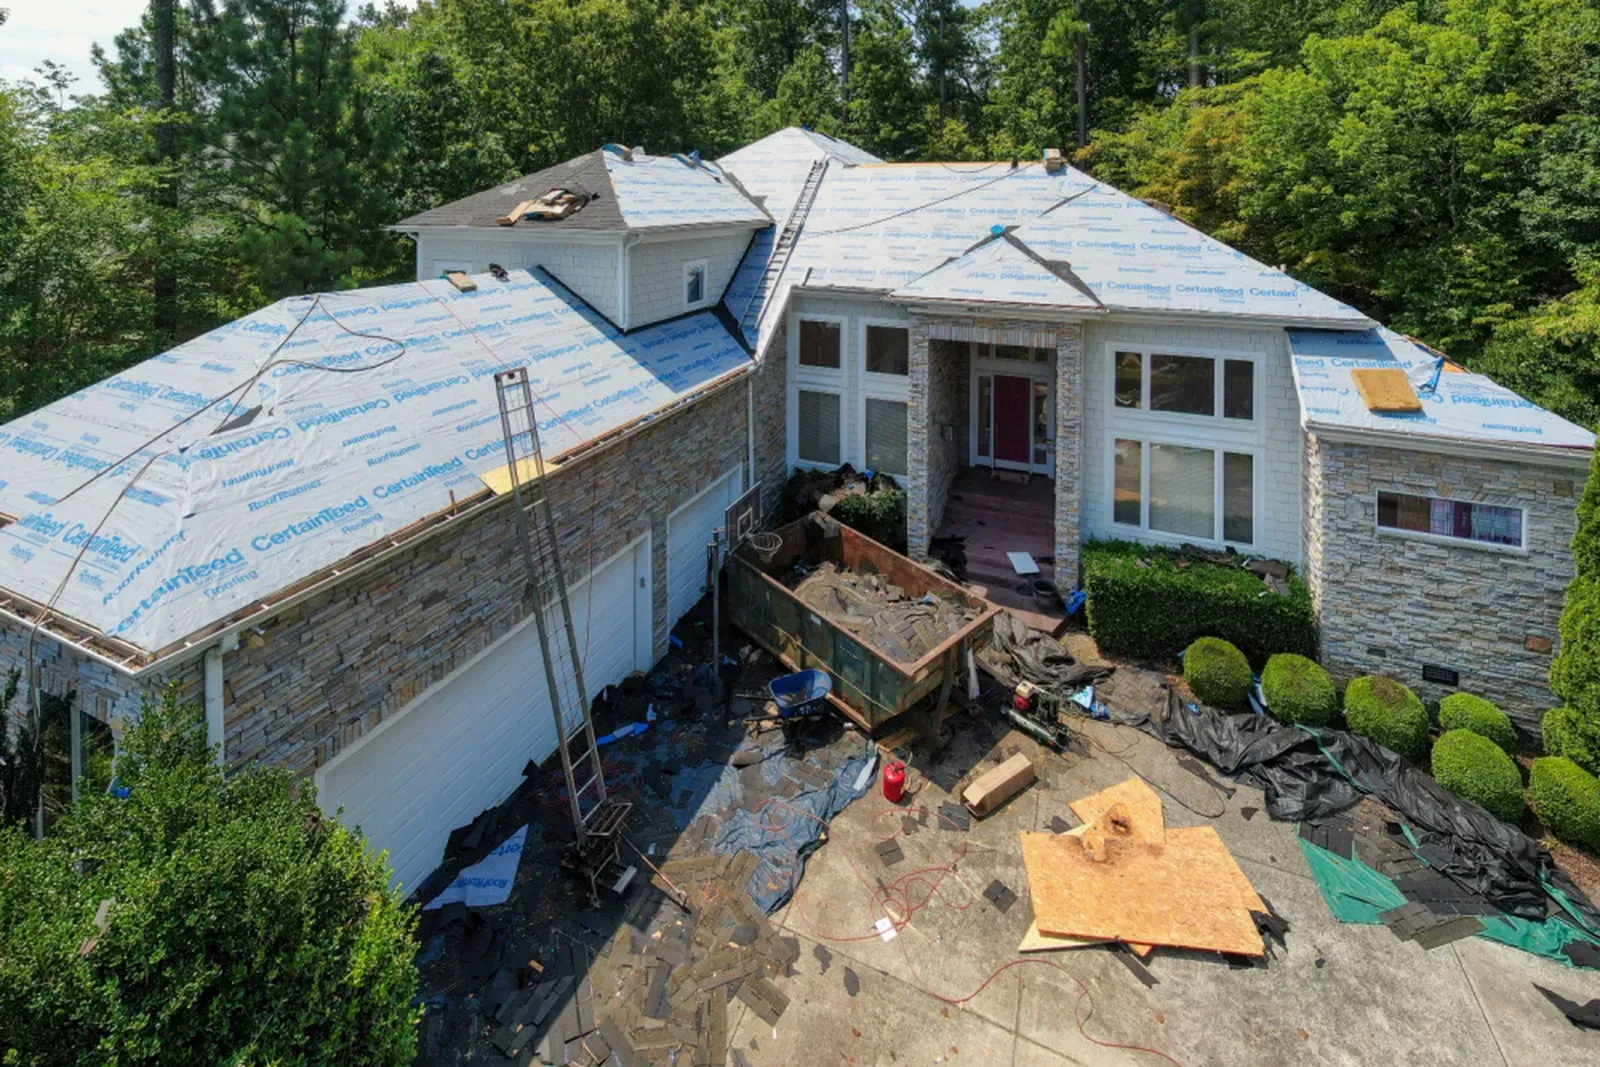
[493,367,634,904]
[737,157,829,336]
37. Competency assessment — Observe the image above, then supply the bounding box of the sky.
[0,0,150,89]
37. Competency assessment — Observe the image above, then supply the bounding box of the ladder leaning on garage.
[493,367,634,903]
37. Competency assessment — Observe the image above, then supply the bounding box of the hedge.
[1529,757,1600,852]
[1344,676,1430,762]
[1261,653,1339,726]
[1184,637,1253,710]
[1431,729,1524,822]
[1083,540,1316,664]
[1551,574,1600,721]
[1542,707,1600,776]
[832,489,907,552]
[1438,693,1517,754]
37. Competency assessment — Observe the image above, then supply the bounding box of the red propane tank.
[882,760,906,804]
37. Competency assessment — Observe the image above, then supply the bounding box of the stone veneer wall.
[752,321,788,521]
[0,380,754,775]
[1304,432,1585,728]
[905,325,966,557]
[1053,323,1085,588]
[906,324,934,555]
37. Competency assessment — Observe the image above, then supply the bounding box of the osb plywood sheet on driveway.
[1021,824,1265,956]
[1067,777,1166,844]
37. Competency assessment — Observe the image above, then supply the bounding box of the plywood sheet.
[1068,778,1165,845]
[1350,367,1422,412]
[480,456,547,496]
[1020,825,1264,956]
[1017,920,1153,958]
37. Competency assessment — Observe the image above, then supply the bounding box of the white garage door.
[316,537,652,895]
[667,468,741,628]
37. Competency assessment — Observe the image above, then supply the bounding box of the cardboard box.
[962,753,1036,817]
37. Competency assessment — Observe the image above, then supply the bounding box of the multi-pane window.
[799,320,841,369]
[1377,492,1523,548]
[1113,439,1255,546]
[866,326,909,375]
[1114,351,1255,422]
[797,389,841,465]
[864,399,908,475]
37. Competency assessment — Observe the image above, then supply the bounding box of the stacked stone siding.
[752,322,788,521]
[905,323,934,555]
[0,379,755,775]
[1053,323,1085,587]
[1304,433,1584,727]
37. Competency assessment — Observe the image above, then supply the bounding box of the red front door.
[993,375,1032,465]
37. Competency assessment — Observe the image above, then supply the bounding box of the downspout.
[203,633,238,767]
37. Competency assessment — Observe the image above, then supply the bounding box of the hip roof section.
[0,270,751,656]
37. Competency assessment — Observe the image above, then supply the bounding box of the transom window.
[1114,350,1254,421]
[799,320,841,369]
[1114,439,1255,546]
[866,326,909,375]
[1377,492,1524,549]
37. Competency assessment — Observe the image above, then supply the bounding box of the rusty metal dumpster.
[727,514,1000,732]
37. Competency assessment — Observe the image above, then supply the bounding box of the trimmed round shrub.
[1260,653,1338,726]
[1344,676,1429,761]
[1529,756,1600,852]
[1184,637,1253,710]
[1542,707,1600,776]
[1438,692,1517,753]
[1431,729,1524,822]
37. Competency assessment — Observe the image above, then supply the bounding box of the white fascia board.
[1098,307,1379,331]
[632,222,767,244]
[395,226,628,248]
[1306,422,1595,470]
[891,296,1104,322]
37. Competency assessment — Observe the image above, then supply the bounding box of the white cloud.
[1,0,150,90]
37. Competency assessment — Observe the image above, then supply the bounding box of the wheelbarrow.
[766,669,833,720]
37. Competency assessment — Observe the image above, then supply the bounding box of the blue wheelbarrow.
[767,669,833,720]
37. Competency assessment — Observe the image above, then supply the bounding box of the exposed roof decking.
[0,270,751,655]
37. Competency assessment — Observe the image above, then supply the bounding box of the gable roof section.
[721,157,1374,355]
[395,149,769,232]
[0,269,750,659]
[892,230,1103,311]
[1287,327,1594,457]
[719,126,882,222]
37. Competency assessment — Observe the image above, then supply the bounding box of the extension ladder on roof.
[493,369,632,886]
[738,157,829,337]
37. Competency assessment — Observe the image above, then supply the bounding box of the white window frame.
[1108,437,1260,549]
[968,341,1055,477]
[860,320,911,382]
[683,259,710,310]
[1373,490,1530,555]
[1110,345,1262,430]
[788,311,849,471]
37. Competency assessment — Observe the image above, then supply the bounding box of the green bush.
[1083,540,1316,664]
[1261,653,1339,726]
[832,489,907,552]
[1431,729,1524,822]
[1529,756,1600,852]
[1551,574,1600,722]
[0,691,420,1065]
[1344,676,1430,762]
[1438,692,1517,753]
[1543,706,1600,776]
[1184,637,1254,710]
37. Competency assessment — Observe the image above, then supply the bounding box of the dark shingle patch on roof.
[394,150,626,231]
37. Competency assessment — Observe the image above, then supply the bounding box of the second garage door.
[314,536,652,895]
[666,468,741,629]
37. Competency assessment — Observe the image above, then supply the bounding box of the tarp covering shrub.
[1431,728,1524,822]
[0,690,420,1066]
[1261,653,1339,726]
[1439,692,1517,753]
[1183,637,1253,710]
[1344,675,1430,762]
[1083,540,1315,664]
[1529,756,1600,852]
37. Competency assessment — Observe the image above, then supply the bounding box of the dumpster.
[728,513,1000,732]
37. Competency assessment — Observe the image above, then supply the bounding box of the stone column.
[1053,322,1085,591]
[905,322,933,556]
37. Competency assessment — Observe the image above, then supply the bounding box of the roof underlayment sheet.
[1286,327,1594,453]
[0,269,750,654]
[604,152,770,229]
[718,127,882,224]
[721,160,1373,355]
[892,231,1102,310]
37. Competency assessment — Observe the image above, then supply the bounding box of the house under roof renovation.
[0,129,1592,895]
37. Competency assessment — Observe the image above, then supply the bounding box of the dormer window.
[685,260,708,308]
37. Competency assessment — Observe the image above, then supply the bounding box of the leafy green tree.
[845,0,926,158]
[0,690,419,1066]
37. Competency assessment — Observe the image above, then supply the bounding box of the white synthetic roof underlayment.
[719,127,883,223]
[604,150,771,229]
[1286,327,1595,454]
[0,269,750,655]
[892,230,1104,310]
[718,151,1373,355]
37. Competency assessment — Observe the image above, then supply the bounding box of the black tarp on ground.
[986,612,1113,691]
[1134,688,1600,933]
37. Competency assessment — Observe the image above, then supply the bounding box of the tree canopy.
[0,0,1597,428]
